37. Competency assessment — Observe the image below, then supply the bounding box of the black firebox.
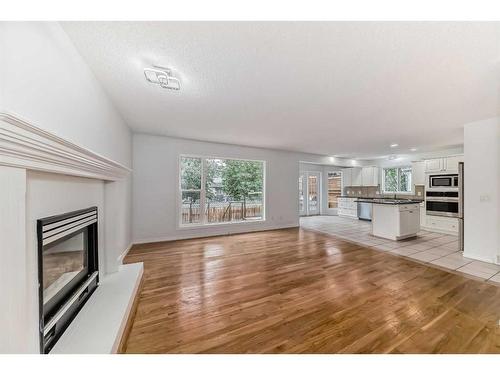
[37,207,99,353]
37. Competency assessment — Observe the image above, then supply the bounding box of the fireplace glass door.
[42,229,87,306]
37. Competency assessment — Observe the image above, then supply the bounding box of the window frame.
[177,154,266,228]
[382,166,413,194]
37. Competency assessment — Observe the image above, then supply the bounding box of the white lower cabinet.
[423,215,459,234]
[338,198,358,218]
[372,203,420,240]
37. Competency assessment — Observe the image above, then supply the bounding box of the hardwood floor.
[123,228,500,353]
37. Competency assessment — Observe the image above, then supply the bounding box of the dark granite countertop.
[356,198,422,205]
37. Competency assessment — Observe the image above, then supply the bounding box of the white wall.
[0,23,133,353]
[0,22,131,166]
[132,134,309,243]
[0,22,133,266]
[463,118,500,264]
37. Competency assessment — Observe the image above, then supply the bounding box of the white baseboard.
[117,242,134,264]
[132,223,299,245]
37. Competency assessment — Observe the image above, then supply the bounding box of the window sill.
[178,218,266,230]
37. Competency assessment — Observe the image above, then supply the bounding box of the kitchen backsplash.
[343,185,425,200]
[343,186,379,197]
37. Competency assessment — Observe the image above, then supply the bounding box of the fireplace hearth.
[37,207,99,353]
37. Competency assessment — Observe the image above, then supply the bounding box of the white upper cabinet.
[444,155,464,172]
[361,166,379,186]
[351,167,362,186]
[342,167,378,187]
[425,158,444,173]
[341,168,352,187]
[361,167,372,186]
[411,161,425,185]
[424,155,463,173]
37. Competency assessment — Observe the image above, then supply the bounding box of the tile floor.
[300,215,500,284]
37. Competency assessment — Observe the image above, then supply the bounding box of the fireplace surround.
[1,113,137,353]
[37,207,99,353]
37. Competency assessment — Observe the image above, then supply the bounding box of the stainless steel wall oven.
[425,191,459,217]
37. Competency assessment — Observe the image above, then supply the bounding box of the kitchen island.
[357,199,421,240]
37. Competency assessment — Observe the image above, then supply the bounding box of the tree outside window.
[383,166,412,193]
[180,156,265,225]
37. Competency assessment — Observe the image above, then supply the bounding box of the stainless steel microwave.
[429,174,458,189]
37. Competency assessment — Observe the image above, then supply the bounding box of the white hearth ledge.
[51,262,143,354]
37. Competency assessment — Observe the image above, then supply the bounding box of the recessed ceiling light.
[410,147,418,152]
[390,143,399,148]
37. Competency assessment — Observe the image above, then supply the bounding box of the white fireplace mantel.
[0,112,140,353]
[0,112,131,181]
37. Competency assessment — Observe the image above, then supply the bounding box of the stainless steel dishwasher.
[357,201,373,221]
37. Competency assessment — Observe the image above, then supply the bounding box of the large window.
[383,166,412,193]
[180,156,265,225]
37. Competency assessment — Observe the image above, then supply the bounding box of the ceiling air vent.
[144,66,181,91]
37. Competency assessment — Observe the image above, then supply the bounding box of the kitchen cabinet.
[423,215,459,234]
[361,166,379,186]
[372,203,420,240]
[337,197,358,218]
[424,155,463,173]
[351,168,362,186]
[411,161,425,185]
[341,168,352,187]
[342,167,378,187]
[444,155,464,172]
[425,158,444,173]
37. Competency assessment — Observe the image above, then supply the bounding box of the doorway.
[326,171,342,215]
[299,171,321,216]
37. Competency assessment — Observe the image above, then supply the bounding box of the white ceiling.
[62,22,500,159]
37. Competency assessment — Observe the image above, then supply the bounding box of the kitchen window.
[179,156,265,226]
[383,166,412,193]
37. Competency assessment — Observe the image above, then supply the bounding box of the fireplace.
[37,207,99,353]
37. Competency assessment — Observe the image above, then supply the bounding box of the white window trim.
[382,166,413,194]
[177,154,266,229]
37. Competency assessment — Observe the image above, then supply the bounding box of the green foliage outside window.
[180,156,264,224]
[384,167,412,193]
